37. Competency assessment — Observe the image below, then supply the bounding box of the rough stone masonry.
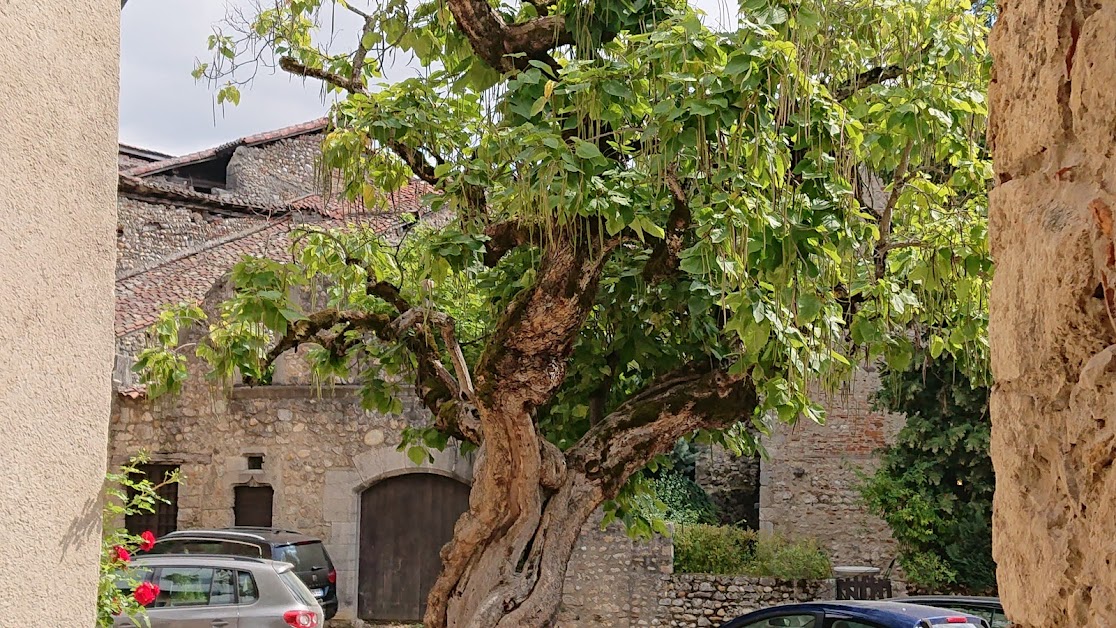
[989,0,1116,624]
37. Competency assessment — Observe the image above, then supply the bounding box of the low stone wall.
[658,575,835,627]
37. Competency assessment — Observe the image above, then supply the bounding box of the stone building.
[110,120,466,625]
[697,366,905,569]
[109,119,908,624]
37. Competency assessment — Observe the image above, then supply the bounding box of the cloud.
[120,0,742,155]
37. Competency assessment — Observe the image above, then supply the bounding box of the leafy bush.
[860,353,996,594]
[674,524,758,574]
[748,534,833,580]
[98,454,180,627]
[674,525,831,580]
[652,472,720,525]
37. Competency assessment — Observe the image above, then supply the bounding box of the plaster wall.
[0,0,118,624]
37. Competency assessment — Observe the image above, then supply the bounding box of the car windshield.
[278,568,318,607]
[272,541,329,572]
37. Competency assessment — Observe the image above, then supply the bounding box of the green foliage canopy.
[138,0,994,613]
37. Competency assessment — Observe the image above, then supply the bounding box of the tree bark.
[426,361,757,628]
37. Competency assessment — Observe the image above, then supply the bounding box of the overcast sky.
[120,0,737,156]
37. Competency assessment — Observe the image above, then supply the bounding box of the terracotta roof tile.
[115,180,439,338]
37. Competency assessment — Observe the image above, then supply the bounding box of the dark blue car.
[719,601,991,628]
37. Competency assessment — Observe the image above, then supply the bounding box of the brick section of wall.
[757,365,904,568]
[116,196,260,274]
[226,135,322,204]
[658,575,835,627]
[558,513,674,627]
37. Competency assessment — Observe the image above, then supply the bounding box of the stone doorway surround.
[322,447,474,620]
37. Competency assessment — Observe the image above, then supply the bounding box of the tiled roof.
[289,180,434,218]
[115,180,439,338]
[124,118,329,177]
[119,174,288,217]
[116,220,296,337]
[119,144,173,162]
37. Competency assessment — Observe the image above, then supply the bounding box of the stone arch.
[356,472,471,621]
[320,444,474,621]
[351,447,473,493]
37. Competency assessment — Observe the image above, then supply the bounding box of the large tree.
[140,0,992,625]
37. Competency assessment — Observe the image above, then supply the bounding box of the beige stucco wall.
[0,1,117,625]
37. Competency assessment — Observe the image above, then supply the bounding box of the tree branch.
[567,363,758,496]
[643,172,692,282]
[392,308,476,401]
[829,42,933,101]
[875,137,915,280]
[483,220,532,266]
[445,0,571,71]
[279,56,366,93]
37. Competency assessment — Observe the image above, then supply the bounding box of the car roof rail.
[133,553,270,565]
[163,529,268,540]
[225,526,305,535]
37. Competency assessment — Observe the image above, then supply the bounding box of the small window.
[125,464,179,537]
[210,569,236,605]
[247,455,264,470]
[153,567,214,607]
[237,571,259,604]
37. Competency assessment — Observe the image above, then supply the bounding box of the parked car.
[114,554,324,627]
[719,601,990,628]
[891,596,1008,628]
[141,527,338,620]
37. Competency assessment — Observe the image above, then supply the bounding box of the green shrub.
[674,524,757,574]
[749,533,833,580]
[674,525,832,580]
[653,472,719,525]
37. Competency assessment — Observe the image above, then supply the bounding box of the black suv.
[143,527,339,620]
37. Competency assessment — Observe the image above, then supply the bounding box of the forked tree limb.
[643,172,693,282]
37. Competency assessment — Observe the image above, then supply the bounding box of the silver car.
[114,554,325,628]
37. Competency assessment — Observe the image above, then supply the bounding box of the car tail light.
[945,619,971,624]
[283,610,319,627]
[327,568,337,584]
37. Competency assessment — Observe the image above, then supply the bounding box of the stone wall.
[696,446,760,528]
[658,575,835,627]
[988,0,1116,624]
[116,196,260,274]
[757,365,903,568]
[558,514,674,627]
[110,375,474,622]
[226,135,323,204]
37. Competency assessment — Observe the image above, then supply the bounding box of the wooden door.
[233,485,274,527]
[126,464,179,537]
[358,473,470,621]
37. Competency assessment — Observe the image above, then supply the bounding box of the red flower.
[133,582,159,607]
[113,546,131,563]
[139,530,156,551]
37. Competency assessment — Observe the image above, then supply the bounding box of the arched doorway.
[357,473,470,622]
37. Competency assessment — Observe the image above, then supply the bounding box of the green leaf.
[574,139,603,160]
[406,446,428,466]
[929,335,946,359]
